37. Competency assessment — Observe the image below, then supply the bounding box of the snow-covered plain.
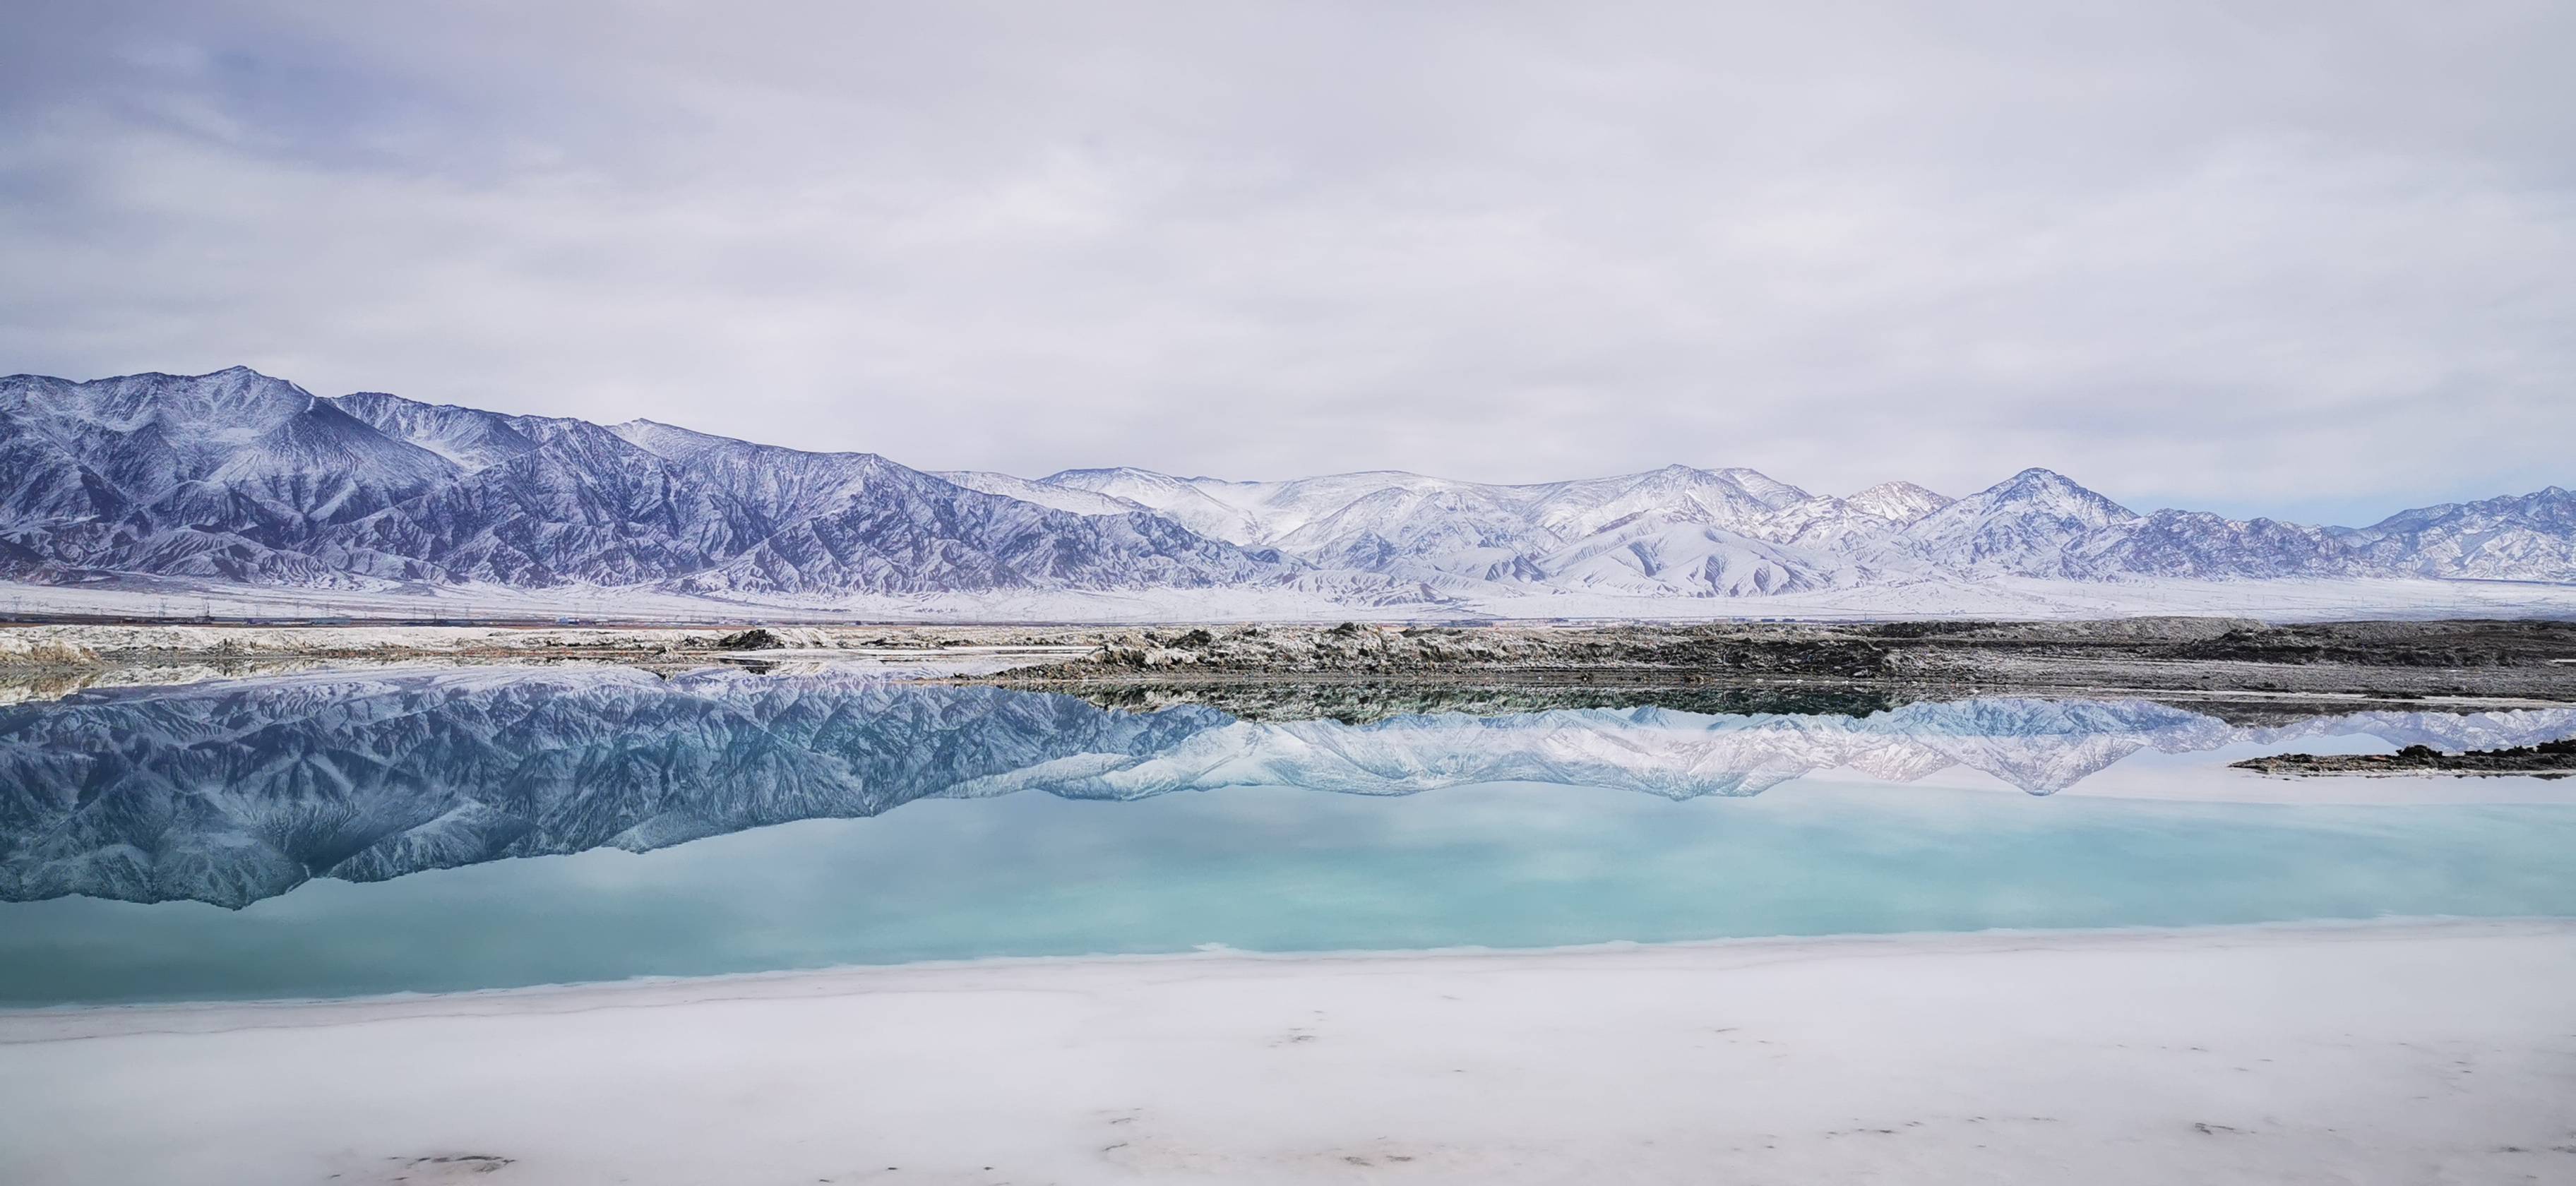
[8,574,2576,624]
[1,920,2568,1185]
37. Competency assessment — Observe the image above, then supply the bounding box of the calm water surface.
[3,666,2572,1004]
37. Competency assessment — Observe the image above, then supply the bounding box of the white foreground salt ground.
[2,921,2570,1185]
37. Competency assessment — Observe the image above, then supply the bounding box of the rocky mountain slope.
[1,367,2568,604]
[1,369,1349,599]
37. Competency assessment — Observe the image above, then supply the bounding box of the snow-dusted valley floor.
[8,573,2576,625]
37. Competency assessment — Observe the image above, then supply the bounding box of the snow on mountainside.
[1899,467,2145,578]
[0,370,1330,599]
[2354,487,2576,580]
[1743,482,1952,553]
[1530,465,1810,539]
[1038,467,1271,544]
[335,392,542,472]
[2077,510,2368,580]
[934,470,1153,518]
[1708,467,1815,512]
[1030,462,2576,592]
[1534,519,1845,597]
[1188,472,1474,544]
[0,368,461,587]
[1275,483,1560,577]
[1845,481,1954,525]
[1,366,2570,609]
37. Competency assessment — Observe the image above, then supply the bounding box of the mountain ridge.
[1,366,2569,606]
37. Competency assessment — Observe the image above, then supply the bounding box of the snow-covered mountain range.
[9,666,2573,906]
[3,366,2570,609]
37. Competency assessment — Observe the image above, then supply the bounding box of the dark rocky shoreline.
[2231,738,2576,779]
[7,617,2574,723]
[974,617,2576,710]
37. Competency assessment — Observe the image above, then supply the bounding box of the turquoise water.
[2,666,2572,1005]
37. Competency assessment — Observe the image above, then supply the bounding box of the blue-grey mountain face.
[7,666,2573,908]
[0,370,1308,596]
[0,366,2570,599]
[0,369,458,585]
[2351,486,2576,580]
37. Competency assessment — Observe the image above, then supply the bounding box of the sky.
[3,1,2570,527]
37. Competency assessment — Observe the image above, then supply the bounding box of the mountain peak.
[1852,480,1945,500]
[1981,468,2132,514]
[1892,467,2140,577]
[1844,481,1953,525]
[1042,465,1184,485]
[1692,467,1811,511]
[2001,466,2076,488]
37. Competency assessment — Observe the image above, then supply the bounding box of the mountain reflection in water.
[4,666,2574,908]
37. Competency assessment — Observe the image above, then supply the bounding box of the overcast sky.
[4,2,2569,525]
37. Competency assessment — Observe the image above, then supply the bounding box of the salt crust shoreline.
[3,919,2571,1184]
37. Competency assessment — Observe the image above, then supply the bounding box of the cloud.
[2,1,2569,525]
